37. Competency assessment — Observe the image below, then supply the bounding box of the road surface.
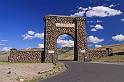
[39,62,124,82]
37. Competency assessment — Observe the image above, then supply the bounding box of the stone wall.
[8,48,112,63]
[8,48,45,63]
[86,48,112,61]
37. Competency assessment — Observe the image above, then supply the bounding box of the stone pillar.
[9,48,18,62]
[75,17,87,62]
[106,48,112,56]
[44,16,58,63]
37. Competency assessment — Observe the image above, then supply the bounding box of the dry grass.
[24,62,66,82]
[58,50,74,61]
[93,55,124,62]
[0,51,66,82]
[0,52,9,62]
[0,62,54,82]
[96,43,124,53]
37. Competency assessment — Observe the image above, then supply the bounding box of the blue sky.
[0,0,124,51]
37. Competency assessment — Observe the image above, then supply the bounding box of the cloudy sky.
[0,0,124,51]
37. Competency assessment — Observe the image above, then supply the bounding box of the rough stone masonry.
[8,15,112,63]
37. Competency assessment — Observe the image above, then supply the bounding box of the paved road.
[39,62,124,82]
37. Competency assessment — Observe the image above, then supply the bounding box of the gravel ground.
[0,62,54,82]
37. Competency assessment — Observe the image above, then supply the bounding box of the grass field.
[0,48,124,63]
[0,52,9,62]
[96,43,124,53]
[58,50,74,61]
[57,49,124,62]
[93,55,124,62]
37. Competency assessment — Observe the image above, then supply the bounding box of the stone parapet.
[8,48,45,63]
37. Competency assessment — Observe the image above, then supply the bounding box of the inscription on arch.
[56,23,75,27]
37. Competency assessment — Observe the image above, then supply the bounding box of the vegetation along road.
[39,62,124,82]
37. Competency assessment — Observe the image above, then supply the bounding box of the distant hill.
[16,45,123,54]
[0,51,8,55]
[0,52,9,62]
[57,44,124,60]
[96,44,124,53]
[20,48,44,51]
[57,47,73,55]
[1,44,124,62]
[58,50,74,60]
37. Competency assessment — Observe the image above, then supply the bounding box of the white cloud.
[121,18,124,22]
[0,40,7,42]
[87,21,94,23]
[94,24,103,29]
[37,44,44,48]
[28,31,35,35]
[86,6,122,17]
[57,34,74,47]
[71,11,86,16]
[22,34,33,40]
[34,33,44,39]
[37,34,74,48]
[87,36,104,44]
[109,4,120,8]
[88,44,93,47]
[71,6,122,17]
[78,7,88,11]
[109,4,115,8]
[95,45,102,48]
[112,34,124,42]
[91,28,97,31]
[91,24,104,31]
[1,47,11,51]
[96,20,103,23]
[57,39,74,47]
[87,20,103,23]
[22,30,44,40]
[58,34,68,40]
[0,43,5,46]
[71,7,89,16]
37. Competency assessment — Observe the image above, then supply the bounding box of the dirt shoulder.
[0,62,66,82]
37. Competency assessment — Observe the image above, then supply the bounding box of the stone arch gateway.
[44,15,87,63]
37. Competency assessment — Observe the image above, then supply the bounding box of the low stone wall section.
[8,48,112,63]
[8,48,45,63]
[86,48,112,61]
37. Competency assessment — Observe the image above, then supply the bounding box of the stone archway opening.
[56,34,74,61]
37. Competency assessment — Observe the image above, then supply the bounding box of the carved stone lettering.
[56,23,75,27]
[81,50,86,53]
[48,50,54,53]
